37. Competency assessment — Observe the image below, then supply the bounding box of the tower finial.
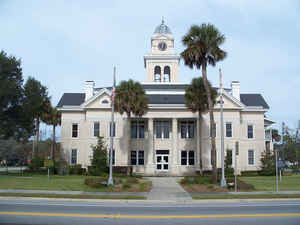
[162,16,165,24]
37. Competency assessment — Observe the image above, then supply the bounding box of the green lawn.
[239,175,300,191]
[0,174,150,192]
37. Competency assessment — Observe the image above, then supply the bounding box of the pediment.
[81,88,111,108]
[214,91,244,110]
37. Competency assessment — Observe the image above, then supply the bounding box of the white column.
[172,118,178,166]
[147,118,154,165]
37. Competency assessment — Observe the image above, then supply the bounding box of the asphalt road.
[0,198,300,225]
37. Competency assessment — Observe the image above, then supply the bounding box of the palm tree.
[42,103,61,161]
[114,79,148,173]
[185,77,217,175]
[181,24,227,183]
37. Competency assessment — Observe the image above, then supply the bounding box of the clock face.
[158,42,167,51]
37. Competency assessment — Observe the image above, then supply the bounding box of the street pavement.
[0,198,300,225]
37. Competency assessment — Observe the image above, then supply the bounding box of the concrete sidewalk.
[147,177,192,201]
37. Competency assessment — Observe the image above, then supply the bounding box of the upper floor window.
[131,121,145,139]
[101,99,109,104]
[248,149,254,165]
[163,66,170,82]
[72,123,78,138]
[109,122,116,137]
[155,120,170,139]
[71,149,77,164]
[226,122,232,137]
[210,123,217,138]
[94,122,100,137]
[181,121,194,138]
[248,125,254,139]
[154,66,161,82]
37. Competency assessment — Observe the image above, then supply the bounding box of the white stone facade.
[57,21,274,176]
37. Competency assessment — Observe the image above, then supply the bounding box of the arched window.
[154,66,161,82]
[101,99,109,104]
[163,66,170,82]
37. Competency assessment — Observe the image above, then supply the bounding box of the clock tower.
[144,20,180,83]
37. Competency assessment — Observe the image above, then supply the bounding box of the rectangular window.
[226,123,232,137]
[131,121,145,139]
[94,122,100,137]
[72,124,78,138]
[130,150,145,165]
[181,150,195,166]
[155,121,170,139]
[226,149,232,167]
[71,149,77,164]
[109,122,116,137]
[181,121,195,138]
[248,150,254,165]
[210,123,217,138]
[248,125,253,139]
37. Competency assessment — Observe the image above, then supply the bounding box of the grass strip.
[0,193,146,200]
[193,194,300,200]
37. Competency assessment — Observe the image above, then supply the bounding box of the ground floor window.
[248,149,254,165]
[71,149,77,164]
[131,150,144,165]
[226,149,232,167]
[181,150,195,165]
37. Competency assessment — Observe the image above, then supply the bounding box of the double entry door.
[156,150,169,171]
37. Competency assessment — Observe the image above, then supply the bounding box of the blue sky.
[1,0,299,132]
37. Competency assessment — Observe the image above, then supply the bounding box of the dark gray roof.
[240,94,269,109]
[57,89,269,109]
[57,93,85,107]
[147,94,185,104]
[154,20,172,34]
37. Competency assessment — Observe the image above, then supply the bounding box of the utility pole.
[107,67,116,186]
[235,141,239,192]
[275,147,279,192]
[220,68,226,187]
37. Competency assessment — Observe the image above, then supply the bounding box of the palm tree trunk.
[198,112,203,176]
[201,62,218,184]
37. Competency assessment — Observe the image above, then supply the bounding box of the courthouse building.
[57,21,274,175]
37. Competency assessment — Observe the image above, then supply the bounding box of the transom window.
[131,121,145,139]
[155,121,170,139]
[248,150,254,165]
[181,150,195,165]
[180,121,195,138]
[93,122,100,137]
[226,122,232,137]
[72,123,78,138]
[131,150,145,165]
[248,125,254,139]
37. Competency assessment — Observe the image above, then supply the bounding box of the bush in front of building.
[259,150,275,176]
[68,164,86,175]
[28,156,44,171]
[89,136,108,176]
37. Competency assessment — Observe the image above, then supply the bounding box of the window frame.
[248,149,255,165]
[155,120,170,139]
[93,121,100,137]
[180,121,195,139]
[71,149,77,165]
[247,124,254,139]
[130,150,145,165]
[181,150,195,166]
[72,123,79,138]
[225,122,232,137]
[131,120,145,139]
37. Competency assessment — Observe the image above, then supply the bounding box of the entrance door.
[156,150,169,171]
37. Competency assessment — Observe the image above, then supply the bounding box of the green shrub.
[122,183,131,189]
[28,156,44,171]
[241,171,259,177]
[89,137,108,176]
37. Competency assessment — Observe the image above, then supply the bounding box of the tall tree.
[181,24,227,183]
[42,103,61,161]
[185,77,217,174]
[23,76,51,156]
[114,79,148,172]
[0,51,30,140]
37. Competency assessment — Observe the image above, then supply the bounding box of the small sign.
[44,160,53,167]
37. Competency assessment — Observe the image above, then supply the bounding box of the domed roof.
[153,19,172,35]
